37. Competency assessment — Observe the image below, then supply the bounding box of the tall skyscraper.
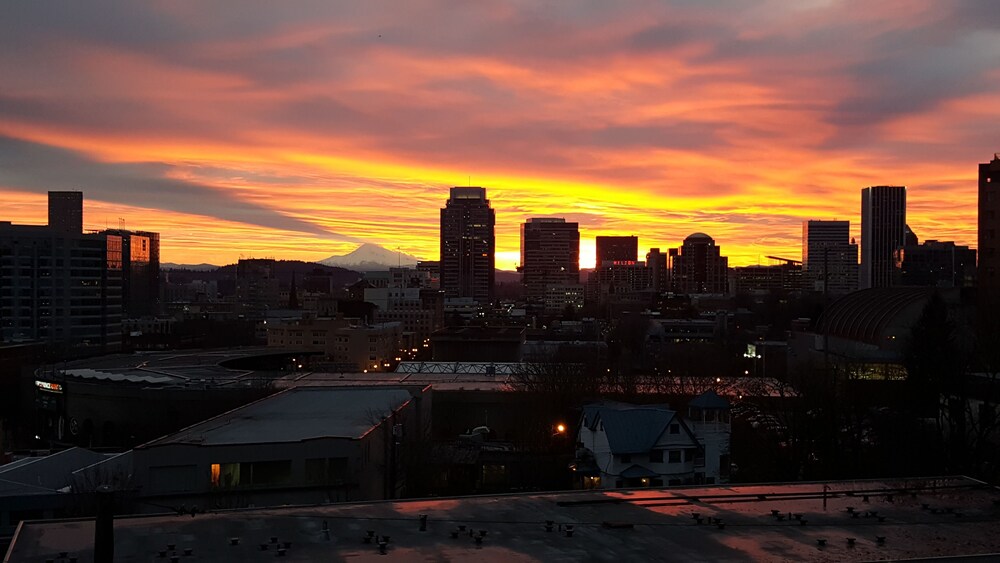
[595,236,638,266]
[668,233,728,294]
[47,191,83,234]
[860,185,906,289]
[980,154,1000,295]
[440,187,495,303]
[520,218,579,301]
[802,220,858,295]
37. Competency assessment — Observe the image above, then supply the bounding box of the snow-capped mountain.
[319,243,420,270]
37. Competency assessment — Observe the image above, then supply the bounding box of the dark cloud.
[0,135,358,241]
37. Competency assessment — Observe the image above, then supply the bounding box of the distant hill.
[319,243,420,271]
[164,260,361,288]
[215,260,362,285]
[162,262,220,271]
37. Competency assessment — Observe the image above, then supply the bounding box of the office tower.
[980,154,1000,295]
[731,259,803,294]
[897,239,976,288]
[520,218,580,301]
[802,220,858,295]
[235,258,282,315]
[102,229,161,318]
[860,186,906,289]
[595,236,638,266]
[646,248,668,293]
[440,187,495,303]
[47,191,83,234]
[0,192,122,351]
[668,233,728,294]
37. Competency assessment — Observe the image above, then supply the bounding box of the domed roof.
[684,232,714,243]
[816,287,935,346]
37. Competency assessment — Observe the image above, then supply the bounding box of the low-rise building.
[267,316,402,371]
[124,386,431,510]
[575,391,730,489]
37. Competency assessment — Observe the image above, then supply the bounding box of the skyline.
[2,1,997,269]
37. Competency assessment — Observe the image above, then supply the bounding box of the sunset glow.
[1,1,995,270]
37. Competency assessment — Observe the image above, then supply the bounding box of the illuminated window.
[210,463,241,488]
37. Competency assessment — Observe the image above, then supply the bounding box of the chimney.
[94,486,114,563]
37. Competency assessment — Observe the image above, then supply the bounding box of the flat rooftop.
[37,347,310,388]
[140,387,414,447]
[7,477,1000,562]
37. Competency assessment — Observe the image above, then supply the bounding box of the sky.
[1,1,997,269]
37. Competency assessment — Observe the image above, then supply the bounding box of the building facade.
[574,391,730,489]
[1,192,122,353]
[520,218,579,302]
[101,229,161,318]
[860,186,906,289]
[802,220,858,295]
[980,155,1000,296]
[595,236,638,267]
[440,187,495,303]
[669,233,728,294]
[897,239,976,288]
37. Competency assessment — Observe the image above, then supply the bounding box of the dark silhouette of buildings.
[595,236,638,266]
[980,154,1000,294]
[730,259,803,294]
[47,191,83,234]
[669,233,728,294]
[1,192,122,353]
[802,220,858,294]
[520,218,579,302]
[896,235,976,288]
[440,187,495,303]
[860,185,906,289]
[646,248,669,293]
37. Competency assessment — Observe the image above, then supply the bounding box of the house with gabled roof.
[573,390,730,488]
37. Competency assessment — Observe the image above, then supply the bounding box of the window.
[668,450,681,463]
[669,423,680,434]
[247,460,292,487]
[210,463,242,488]
[305,458,349,485]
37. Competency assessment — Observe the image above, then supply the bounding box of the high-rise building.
[668,233,728,294]
[595,236,638,266]
[802,220,858,295]
[440,187,495,303]
[896,239,976,288]
[730,260,803,294]
[47,191,83,234]
[979,154,1000,295]
[520,218,579,301]
[102,229,161,318]
[1,192,122,352]
[646,248,669,293]
[860,186,906,289]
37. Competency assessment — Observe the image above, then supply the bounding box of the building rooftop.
[0,448,107,497]
[140,387,414,447]
[8,477,1000,562]
[431,327,527,342]
[36,347,310,388]
[816,288,937,346]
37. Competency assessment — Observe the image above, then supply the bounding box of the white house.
[574,390,731,489]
